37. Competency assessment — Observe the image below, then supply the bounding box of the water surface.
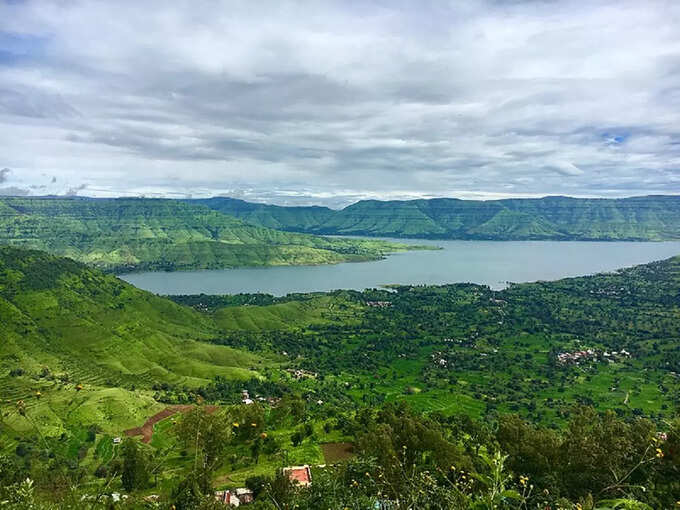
[120,240,680,296]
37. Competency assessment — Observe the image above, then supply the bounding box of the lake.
[119,239,680,296]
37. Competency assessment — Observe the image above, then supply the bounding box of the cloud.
[0,1,678,203]
[64,183,87,196]
[550,162,585,177]
[0,168,9,183]
[0,186,29,196]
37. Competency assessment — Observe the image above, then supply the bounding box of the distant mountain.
[0,197,419,272]
[192,195,680,241]
[193,196,335,231]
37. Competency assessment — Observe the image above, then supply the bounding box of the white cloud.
[0,0,679,204]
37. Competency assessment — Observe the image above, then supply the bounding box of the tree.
[121,438,149,492]
[175,407,232,473]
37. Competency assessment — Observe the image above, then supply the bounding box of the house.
[215,490,240,506]
[283,465,312,487]
[366,301,392,308]
[235,488,254,504]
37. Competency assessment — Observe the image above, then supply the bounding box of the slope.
[0,247,270,437]
[195,195,680,241]
[0,197,419,272]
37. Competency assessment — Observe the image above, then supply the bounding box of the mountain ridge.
[0,197,421,272]
[191,194,680,241]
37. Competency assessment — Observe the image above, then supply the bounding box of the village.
[214,465,312,506]
[555,348,632,366]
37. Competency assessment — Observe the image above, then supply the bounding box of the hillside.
[0,246,270,438]
[194,195,680,240]
[0,197,419,272]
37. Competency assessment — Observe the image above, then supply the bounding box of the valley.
[2,244,680,508]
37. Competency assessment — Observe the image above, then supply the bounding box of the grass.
[214,295,363,332]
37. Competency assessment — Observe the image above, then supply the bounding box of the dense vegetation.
[193,195,680,241]
[2,247,680,508]
[0,197,421,272]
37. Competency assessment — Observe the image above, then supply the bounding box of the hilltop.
[0,197,421,273]
[193,194,680,241]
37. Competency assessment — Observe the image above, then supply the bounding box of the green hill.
[194,195,680,240]
[0,197,419,272]
[0,246,270,437]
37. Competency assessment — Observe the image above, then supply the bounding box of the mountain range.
[192,195,680,241]
[0,197,418,272]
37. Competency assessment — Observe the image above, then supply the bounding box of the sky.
[1,0,679,208]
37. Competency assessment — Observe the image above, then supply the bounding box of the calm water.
[120,239,680,296]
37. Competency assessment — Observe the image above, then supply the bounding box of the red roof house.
[283,465,312,487]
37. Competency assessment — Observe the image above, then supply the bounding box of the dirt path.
[124,405,217,443]
[321,442,355,463]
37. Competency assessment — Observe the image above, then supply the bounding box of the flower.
[656,448,664,459]
[519,475,529,487]
[251,422,257,427]
[232,422,239,428]
[260,432,268,439]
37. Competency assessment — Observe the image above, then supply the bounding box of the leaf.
[500,489,522,500]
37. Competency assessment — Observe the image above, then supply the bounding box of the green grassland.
[194,194,680,240]
[0,197,424,272]
[212,294,364,332]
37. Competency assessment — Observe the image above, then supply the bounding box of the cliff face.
[194,195,680,241]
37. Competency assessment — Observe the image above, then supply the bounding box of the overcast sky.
[1,0,679,207]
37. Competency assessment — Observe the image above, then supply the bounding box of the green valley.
[2,246,680,508]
